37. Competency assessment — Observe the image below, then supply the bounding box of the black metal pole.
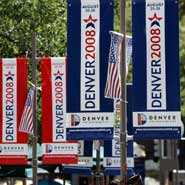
[95,140,101,185]
[31,32,38,185]
[119,0,127,184]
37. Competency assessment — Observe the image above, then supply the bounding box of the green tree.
[179,0,185,120]
[0,0,66,57]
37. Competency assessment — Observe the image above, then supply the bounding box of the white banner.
[2,59,17,142]
[146,0,166,110]
[81,0,100,111]
[51,58,66,141]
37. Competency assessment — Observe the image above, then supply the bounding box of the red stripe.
[114,74,120,98]
[112,65,119,97]
[17,58,28,143]
[42,154,78,164]
[0,155,27,165]
[0,59,2,143]
[41,58,53,143]
[108,64,116,96]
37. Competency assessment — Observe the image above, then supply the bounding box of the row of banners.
[0,0,182,165]
[67,0,181,140]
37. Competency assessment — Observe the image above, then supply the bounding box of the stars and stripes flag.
[19,86,35,134]
[104,31,132,99]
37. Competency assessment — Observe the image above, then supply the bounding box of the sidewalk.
[0,179,32,185]
[145,177,159,185]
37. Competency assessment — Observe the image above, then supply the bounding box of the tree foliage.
[0,0,66,57]
[179,0,185,118]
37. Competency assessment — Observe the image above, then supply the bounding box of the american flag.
[19,86,35,134]
[104,31,132,99]
[104,31,123,99]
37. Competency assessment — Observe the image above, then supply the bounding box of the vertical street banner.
[41,57,78,164]
[67,0,114,140]
[103,84,134,176]
[103,140,134,176]
[114,84,133,135]
[132,0,181,139]
[63,140,93,175]
[0,58,28,164]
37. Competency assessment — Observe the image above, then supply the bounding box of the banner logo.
[106,158,112,166]
[137,113,147,125]
[104,157,120,167]
[71,114,80,126]
[46,144,53,153]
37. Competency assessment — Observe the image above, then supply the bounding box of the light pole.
[119,0,127,184]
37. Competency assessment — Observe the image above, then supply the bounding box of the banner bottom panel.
[133,127,181,140]
[104,167,134,177]
[63,167,93,175]
[66,128,113,140]
[42,155,78,164]
[0,155,28,165]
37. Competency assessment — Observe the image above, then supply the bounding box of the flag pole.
[32,32,38,185]
[119,0,127,184]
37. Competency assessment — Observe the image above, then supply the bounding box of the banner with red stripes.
[0,58,28,164]
[41,57,78,164]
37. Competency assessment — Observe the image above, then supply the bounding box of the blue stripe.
[165,0,180,110]
[134,127,181,140]
[104,167,134,177]
[127,84,133,135]
[132,0,146,111]
[63,167,92,175]
[84,141,93,156]
[100,0,114,112]
[66,127,114,140]
[67,0,81,113]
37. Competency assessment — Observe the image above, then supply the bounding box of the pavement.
[145,177,160,185]
[0,177,159,185]
[0,179,71,185]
